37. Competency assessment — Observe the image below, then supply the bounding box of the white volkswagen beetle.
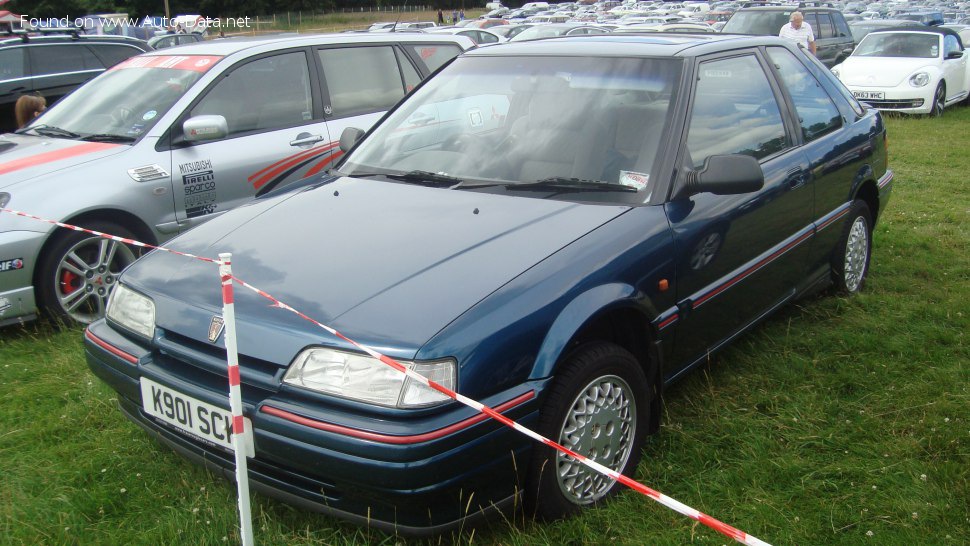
[831,27,970,116]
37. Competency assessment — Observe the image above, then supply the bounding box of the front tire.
[831,200,872,294]
[36,222,140,325]
[526,342,652,520]
[930,82,945,117]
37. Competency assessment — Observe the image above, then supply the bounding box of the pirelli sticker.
[179,159,218,218]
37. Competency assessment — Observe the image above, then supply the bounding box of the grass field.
[1,108,967,544]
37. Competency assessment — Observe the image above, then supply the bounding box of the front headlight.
[283,348,456,408]
[0,192,10,209]
[909,72,930,87]
[106,284,155,340]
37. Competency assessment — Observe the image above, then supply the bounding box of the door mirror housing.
[339,126,366,153]
[946,50,964,60]
[685,154,764,196]
[183,115,229,142]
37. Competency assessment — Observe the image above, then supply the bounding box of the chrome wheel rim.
[934,86,945,116]
[844,216,869,293]
[556,374,637,505]
[54,237,137,323]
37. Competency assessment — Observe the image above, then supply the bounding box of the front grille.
[863,98,925,109]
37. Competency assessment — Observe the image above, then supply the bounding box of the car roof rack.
[33,26,83,39]
[1,29,31,42]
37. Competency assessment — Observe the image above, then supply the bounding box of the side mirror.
[339,126,365,153]
[685,154,764,196]
[183,115,228,142]
[946,50,964,60]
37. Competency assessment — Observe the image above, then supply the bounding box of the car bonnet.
[123,177,631,359]
[838,56,941,87]
[0,133,131,190]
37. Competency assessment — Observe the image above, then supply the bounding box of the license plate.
[140,377,254,458]
[853,91,884,100]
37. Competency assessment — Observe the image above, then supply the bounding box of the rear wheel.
[36,222,140,325]
[831,200,872,294]
[526,342,652,520]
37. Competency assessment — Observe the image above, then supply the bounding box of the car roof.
[143,32,474,57]
[867,25,960,38]
[463,32,791,57]
[0,33,150,49]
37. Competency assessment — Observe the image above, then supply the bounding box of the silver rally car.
[0,33,473,326]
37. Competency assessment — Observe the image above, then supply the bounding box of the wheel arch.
[530,283,663,435]
[32,208,158,289]
[854,178,880,225]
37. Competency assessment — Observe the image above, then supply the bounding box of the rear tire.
[526,342,652,520]
[36,222,140,325]
[831,200,872,294]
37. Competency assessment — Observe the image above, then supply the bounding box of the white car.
[831,28,970,116]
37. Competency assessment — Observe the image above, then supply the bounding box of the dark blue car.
[85,34,892,535]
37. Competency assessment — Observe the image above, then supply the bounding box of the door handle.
[289,133,324,147]
[786,167,806,189]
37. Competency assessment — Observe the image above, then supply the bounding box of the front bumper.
[84,319,546,535]
[0,230,46,326]
[846,84,935,114]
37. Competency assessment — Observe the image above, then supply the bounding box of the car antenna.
[391,0,408,32]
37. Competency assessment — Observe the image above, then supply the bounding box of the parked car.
[148,32,204,50]
[848,19,914,43]
[721,6,856,67]
[490,23,539,40]
[426,27,506,45]
[831,27,970,116]
[0,32,151,133]
[509,22,609,41]
[86,33,891,535]
[0,33,474,327]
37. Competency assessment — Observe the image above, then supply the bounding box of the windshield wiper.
[17,125,81,139]
[81,134,136,143]
[507,177,638,193]
[350,170,464,187]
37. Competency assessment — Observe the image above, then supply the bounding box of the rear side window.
[814,13,835,39]
[721,10,791,35]
[192,51,314,136]
[686,55,788,166]
[395,48,422,92]
[767,47,841,142]
[90,44,144,68]
[319,46,406,118]
[0,48,26,80]
[405,43,464,73]
[28,45,102,76]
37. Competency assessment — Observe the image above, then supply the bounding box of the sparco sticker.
[0,258,24,272]
[180,159,218,218]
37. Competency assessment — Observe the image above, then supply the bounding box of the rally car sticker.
[0,258,24,273]
[0,142,120,177]
[179,159,218,218]
[248,142,340,197]
[110,55,224,73]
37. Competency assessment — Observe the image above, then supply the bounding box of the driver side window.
[686,55,789,168]
[191,51,314,137]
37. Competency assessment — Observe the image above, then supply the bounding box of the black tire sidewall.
[526,341,652,520]
[36,221,138,324]
[932,82,945,117]
[831,200,872,294]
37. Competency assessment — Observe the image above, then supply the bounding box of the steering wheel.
[110,106,134,128]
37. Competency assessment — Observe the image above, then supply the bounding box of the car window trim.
[158,46,322,152]
[762,45,844,145]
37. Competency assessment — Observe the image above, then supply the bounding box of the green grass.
[1,110,967,545]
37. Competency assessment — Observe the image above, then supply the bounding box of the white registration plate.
[140,377,254,457]
[853,91,885,100]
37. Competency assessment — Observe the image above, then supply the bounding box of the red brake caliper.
[60,270,80,295]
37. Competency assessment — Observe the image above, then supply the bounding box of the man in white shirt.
[779,11,816,55]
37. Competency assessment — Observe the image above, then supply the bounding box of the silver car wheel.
[53,237,137,324]
[932,83,945,117]
[843,215,869,293]
[556,374,637,505]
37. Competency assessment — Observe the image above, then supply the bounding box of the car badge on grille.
[208,316,225,343]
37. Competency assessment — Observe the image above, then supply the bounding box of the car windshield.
[22,55,221,140]
[854,33,940,58]
[340,55,682,201]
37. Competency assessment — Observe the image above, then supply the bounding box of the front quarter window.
[339,55,682,201]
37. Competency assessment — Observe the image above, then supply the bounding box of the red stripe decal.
[248,144,331,182]
[0,143,119,176]
[233,415,245,434]
[817,207,850,232]
[657,314,678,330]
[261,391,535,445]
[304,150,344,177]
[228,365,240,387]
[85,329,138,364]
[251,143,338,190]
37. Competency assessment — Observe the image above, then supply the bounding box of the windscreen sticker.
[179,159,218,218]
[111,55,224,73]
[619,170,650,193]
[142,110,157,121]
[468,108,484,127]
[418,47,438,60]
[0,258,24,272]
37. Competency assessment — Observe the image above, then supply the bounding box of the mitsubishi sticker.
[179,159,218,218]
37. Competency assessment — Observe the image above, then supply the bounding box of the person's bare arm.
[809,39,817,55]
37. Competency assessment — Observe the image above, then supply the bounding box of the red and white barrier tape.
[2,208,771,546]
[218,255,254,546]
